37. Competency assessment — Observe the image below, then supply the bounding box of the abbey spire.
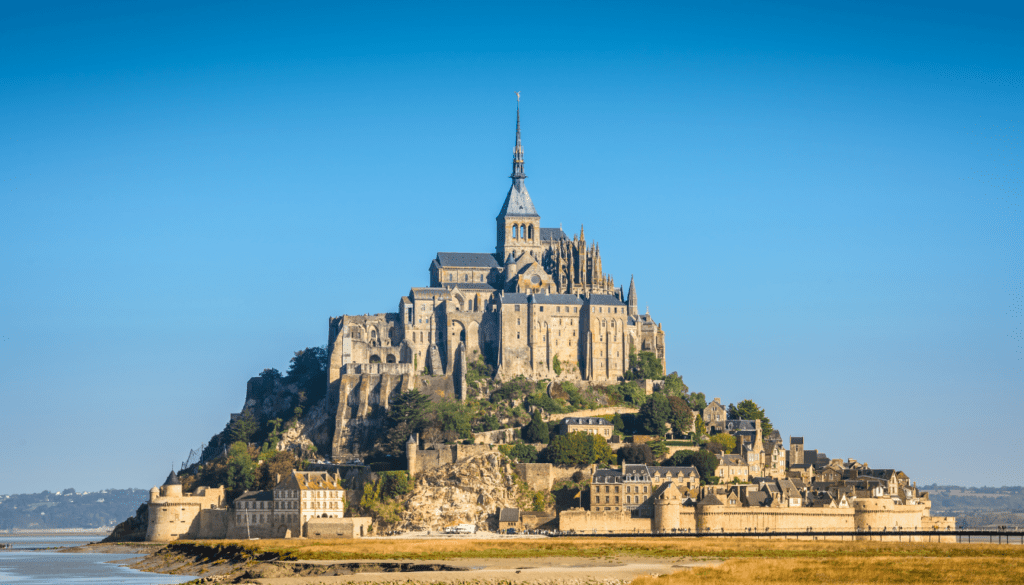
[497,99,541,261]
[627,275,638,317]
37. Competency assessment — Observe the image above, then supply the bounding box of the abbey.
[327,108,665,403]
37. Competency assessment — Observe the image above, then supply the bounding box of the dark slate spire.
[511,106,526,183]
[627,275,638,317]
[497,103,539,218]
[163,470,181,486]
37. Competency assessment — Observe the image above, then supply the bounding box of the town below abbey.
[138,107,955,544]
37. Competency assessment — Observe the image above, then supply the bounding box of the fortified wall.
[559,482,955,542]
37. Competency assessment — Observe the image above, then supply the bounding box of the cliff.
[398,452,523,532]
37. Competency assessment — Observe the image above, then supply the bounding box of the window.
[515,305,520,312]
[512,225,518,238]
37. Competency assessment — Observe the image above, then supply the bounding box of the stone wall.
[306,517,373,538]
[559,508,652,534]
[697,505,855,534]
[515,463,554,492]
[541,407,638,423]
[197,509,229,539]
[474,428,516,445]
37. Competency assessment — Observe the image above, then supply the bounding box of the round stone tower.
[652,482,682,533]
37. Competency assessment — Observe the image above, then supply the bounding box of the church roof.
[530,293,583,305]
[497,106,539,218]
[588,294,625,306]
[500,293,530,304]
[499,184,539,217]
[445,283,496,291]
[540,227,567,241]
[435,252,499,268]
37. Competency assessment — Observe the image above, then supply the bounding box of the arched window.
[528,225,534,239]
[512,225,518,238]
[464,274,468,282]
[521,224,527,239]
[386,354,397,363]
[369,355,382,363]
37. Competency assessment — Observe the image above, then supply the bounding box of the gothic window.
[528,225,533,239]
[512,225,518,238]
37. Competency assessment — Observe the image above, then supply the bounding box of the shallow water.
[0,535,192,584]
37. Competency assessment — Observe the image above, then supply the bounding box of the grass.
[179,537,1024,562]
[633,556,1024,585]
[166,538,1024,584]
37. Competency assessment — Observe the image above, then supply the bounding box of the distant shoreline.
[0,528,113,535]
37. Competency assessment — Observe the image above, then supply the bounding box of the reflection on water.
[0,535,193,584]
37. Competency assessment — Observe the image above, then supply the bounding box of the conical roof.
[497,106,539,218]
[162,470,181,486]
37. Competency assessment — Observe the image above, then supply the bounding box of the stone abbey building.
[327,108,665,459]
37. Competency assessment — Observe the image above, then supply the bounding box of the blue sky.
[1,1,1020,494]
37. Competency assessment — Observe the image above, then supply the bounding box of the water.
[0,534,193,584]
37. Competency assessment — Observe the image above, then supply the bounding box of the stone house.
[590,463,699,515]
[703,398,727,433]
[715,453,750,483]
[498,507,522,532]
[557,416,614,438]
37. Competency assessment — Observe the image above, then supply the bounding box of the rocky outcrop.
[399,453,523,532]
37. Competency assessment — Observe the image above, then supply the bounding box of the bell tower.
[496,102,541,264]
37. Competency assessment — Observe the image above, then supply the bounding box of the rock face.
[399,453,523,532]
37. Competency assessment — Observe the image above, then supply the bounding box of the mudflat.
[92,536,1024,585]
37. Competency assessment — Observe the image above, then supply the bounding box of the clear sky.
[1,1,1021,494]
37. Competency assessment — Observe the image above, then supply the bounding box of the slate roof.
[718,454,746,466]
[790,437,804,445]
[499,184,539,217]
[651,466,698,478]
[435,252,499,268]
[746,491,771,507]
[540,227,568,241]
[498,507,520,523]
[500,293,530,304]
[235,490,273,502]
[410,287,449,300]
[163,471,180,486]
[725,420,757,431]
[593,469,624,483]
[588,294,626,306]
[446,283,496,291]
[293,471,344,490]
[698,494,726,507]
[530,293,584,305]
[562,417,613,426]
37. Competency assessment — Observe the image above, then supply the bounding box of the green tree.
[378,389,431,457]
[666,396,694,437]
[428,399,472,440]
[663,449,698,467]
[693,416,708,442]
[617,443,654,465]
[686,392,707,412]
[500,440,539,463]
[708,432,736,453]
[285,346,329,404]
[638,393,671,436]
[522,411,550,444]
[258,449,298,491]
[648,437,669,460]
[544,432,615,467]
[691,450,719,484]
[661,372,688,396]
[552,354,562,375]
[226,441,257,493]
[229,411,258,445]
[727,399,774,437]
[611,413,625,436]
[627,350,664,380]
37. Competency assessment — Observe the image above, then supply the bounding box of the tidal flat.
[90,536,1024,585]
